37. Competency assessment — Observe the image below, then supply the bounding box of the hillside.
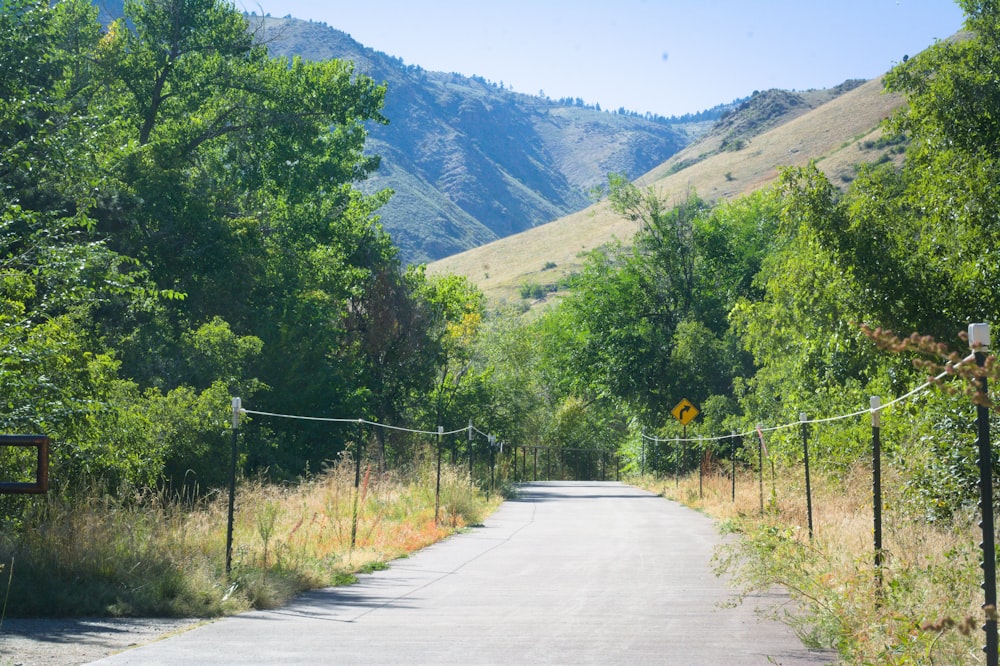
[428,76,906,304]
[251,16,707,264]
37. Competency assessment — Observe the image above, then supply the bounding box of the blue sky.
[236,0,967,118]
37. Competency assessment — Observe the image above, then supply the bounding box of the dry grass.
[231,461,494,576]
[0,460,500,618]
[637,463,988,664]
[428,77,905,306]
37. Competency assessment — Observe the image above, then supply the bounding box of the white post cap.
[969,322,991,350]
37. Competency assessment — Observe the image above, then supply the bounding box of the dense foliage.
[6,3,1000,658]
[0,0,487,499]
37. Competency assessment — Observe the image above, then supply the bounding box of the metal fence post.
[468,420,474,486]
[489,435,496,494]
[351,420,364,549]
[801,413,814,540]
[641,435,646,477]
[757,425,764,515]
[674,437,680,488]
[970,322,998,666]
[698,436,704,499]
[225,397,241,577]
[871,396,884,598]
[435,426,443,525]
[731,431,737,503]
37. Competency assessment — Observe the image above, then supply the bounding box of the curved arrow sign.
[671,399,700,426]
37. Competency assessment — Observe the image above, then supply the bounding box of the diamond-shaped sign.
[671,399,699,426]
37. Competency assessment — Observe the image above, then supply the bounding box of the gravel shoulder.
[0,618,204,665]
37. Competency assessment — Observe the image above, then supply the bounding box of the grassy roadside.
[0,459,501,619]
[636,466,987,665]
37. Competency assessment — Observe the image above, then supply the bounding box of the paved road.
[91,482,835,665]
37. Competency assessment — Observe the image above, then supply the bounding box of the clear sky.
[235,0,967,118]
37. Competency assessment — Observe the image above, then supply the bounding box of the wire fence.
[227,337,997,660]
[639,351,977,445]
[232,347,980,490]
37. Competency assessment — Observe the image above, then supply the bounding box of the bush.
[519,282,545,300]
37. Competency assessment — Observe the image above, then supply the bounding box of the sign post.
[671,399,699,481]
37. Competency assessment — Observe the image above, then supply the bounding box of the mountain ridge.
[251,16,717,264]
[428,76,907,305]
[91,3,906,278]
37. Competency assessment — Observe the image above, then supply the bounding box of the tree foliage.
[513,0,999,488]
[0,0,472,493]
[546,185,779,431]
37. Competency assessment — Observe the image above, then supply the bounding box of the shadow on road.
[508,480,664,502]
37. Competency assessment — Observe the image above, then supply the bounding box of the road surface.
[91,481,835,665]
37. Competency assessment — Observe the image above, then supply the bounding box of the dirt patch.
[0,617,203,665]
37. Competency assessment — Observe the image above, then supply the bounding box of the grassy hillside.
[428,77,905,305]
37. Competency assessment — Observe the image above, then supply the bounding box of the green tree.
[470,309,553,454]
[0,0,170,491]
[343,265,438,467]
[544,396,625,480]
[90,0,389,373]
[0,0,420,488]
[552,183,779,426]
[78,0,410,478]
[789,1,1000,340]
[729,202,876,435]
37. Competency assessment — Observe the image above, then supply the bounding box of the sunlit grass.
[0,459,499,618]
[429,79,901,306]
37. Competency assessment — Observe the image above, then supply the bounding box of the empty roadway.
[91,481,835,665]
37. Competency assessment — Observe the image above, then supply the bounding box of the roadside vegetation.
[2,459,496,618]
[640,456,985,665]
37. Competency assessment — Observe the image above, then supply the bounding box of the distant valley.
[247,16,900,286]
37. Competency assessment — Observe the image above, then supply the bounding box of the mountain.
[250,16,712,264]
[428,77,907,305]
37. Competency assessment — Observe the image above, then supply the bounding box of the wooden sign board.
[0,435,50,494]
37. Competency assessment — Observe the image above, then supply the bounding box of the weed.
[437,467,492,527]
[332,572,357,586]
[359,561,389,574]
[256,499,281,566]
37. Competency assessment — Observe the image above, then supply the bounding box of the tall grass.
[638,465,987,664]
[0,459,498,618]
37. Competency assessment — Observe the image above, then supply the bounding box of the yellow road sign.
[671,398,699,426]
